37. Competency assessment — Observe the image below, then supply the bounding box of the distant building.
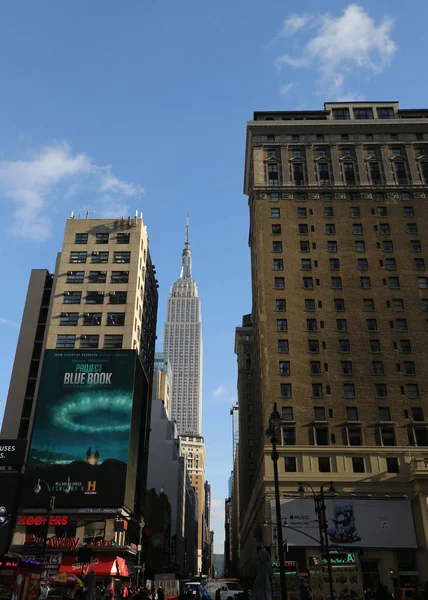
[213,553,225,579]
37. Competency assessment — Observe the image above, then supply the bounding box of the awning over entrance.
[59,555,129,577]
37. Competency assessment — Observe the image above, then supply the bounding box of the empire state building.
[163,220,203,435]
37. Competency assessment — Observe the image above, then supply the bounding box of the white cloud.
[272,5,397,96]
[212,385,226,398]
[0,317,18,328]
[211,498,222,508]
[0,142,144,241]
[279,82,295,95]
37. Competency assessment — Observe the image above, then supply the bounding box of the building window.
[342,149,352,158]
[399,339,412,353]
[341,361,353,375]
[350,206,360,218]
[372,361,384,375]
[410,427,428,446]
[407,384,420,399]
[284,457,297,472]
[348,426,362,446]
[278,340,289,353]
[344,163,356,184]
[369,162,382,184]
[369,339,381,352]
[388,276,400,288]
[113,251,131,264]
[306,319,317,331]
[391,298,404,311]
[274,277,285,289]
[312,383,324,398]
[273,259,284,270]
[276,299,286,311]
[69,251,87,263]
[297,207,307,218]
[111,271,129,283]
[376,384,388,398]
[329,259,340,271]
[325,223,336,235]
[380,223,391,235]
[293,163,305,186]
[56,334,76,349]
[404,361,416,375]
[308,340,320,353]
[280,383,292,398]
[268,150,277,158]
[86,291,104,305]
[331,277,342,289]
[310,361,321,375]
[83,312,102,326]
[299,224,309,236]
[303,277,314,289]
[411,407,424,422]
[418,277,428,288]
[279,361,291,376]
[268,163,280,186]
[277,319,288,331]
[360,277,371,289]
[272,224,282,235]
[315,427,329,445]
[378,407,391,422]
[396,318,407,331]
[355,240,366,252]
[291,134,300,142]
[96,233,109,244]
[109,291,127,304]
[66,271,85,284]
[301,259,312,271]
[316,134,324,141]
[267,135,276,142]
[271,208,280,219]
[91,251,109,264]
[88,271,107,284]
[339,339,350,353]
[414,258,425,270]
[336,319,347,332]
[318,457,331,473]
[334,299,345,311]
[353,224,363,235]
[386,457,399,473]
[282,428,296,445]
[305,299,315,311]
[332,108,350,120]
[411,240,422,252]
[328,241,338,252]
[80,334,99,349]
[63,291,82,305]
[352,457,365,473]
[59,312,79,326]
[354,107,374,119]
[282,406,294,420]
[377,107,394,119]
[104,335,123,349]
[107,313,126,326]
[318,163,330,185]
[358,258,368,270]
[117,233,130,244]
[344,383,356,398]
[380,427,396,446]
[74,233,88,244]
[394,161,408,184]
[272,241,283,253]
[317,149,327,159]
[346,407,359,421]
[314,407,326,421]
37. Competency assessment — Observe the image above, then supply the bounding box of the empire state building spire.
[180,215,192,279]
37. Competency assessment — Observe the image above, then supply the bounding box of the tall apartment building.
[241,102,428,590]
[153,352,173,419]
[1,214,158,570]
[163,221,203,435]
[230,404,239,460]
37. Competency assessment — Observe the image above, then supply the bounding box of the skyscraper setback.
[163,220,203,435]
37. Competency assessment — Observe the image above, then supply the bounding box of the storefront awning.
[59,555,129,577]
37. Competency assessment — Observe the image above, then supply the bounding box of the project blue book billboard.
[24,350,137,508]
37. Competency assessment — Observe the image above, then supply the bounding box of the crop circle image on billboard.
[53,392,133,433]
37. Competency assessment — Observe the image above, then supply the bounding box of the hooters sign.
[18,515,68,527]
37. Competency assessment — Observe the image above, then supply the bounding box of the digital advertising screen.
[24,350,137,508]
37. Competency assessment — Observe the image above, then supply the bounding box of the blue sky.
[1,0,428,553]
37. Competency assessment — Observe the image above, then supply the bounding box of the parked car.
[204,580,244,600]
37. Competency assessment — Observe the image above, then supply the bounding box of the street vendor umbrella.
[53,572,83,587]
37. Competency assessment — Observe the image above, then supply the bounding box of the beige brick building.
[239,102,428,591]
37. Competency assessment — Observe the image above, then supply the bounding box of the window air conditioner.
[64,292,70,296]
[81,335,88,340]
[110,292,116,296]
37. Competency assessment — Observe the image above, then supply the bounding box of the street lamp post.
[136,517,145,589]
[34,478,72,565]
[269,402,288,600]
[298,482,335,600]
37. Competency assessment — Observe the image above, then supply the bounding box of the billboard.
[0,473,20,555]
[271,497,417,548]
[24,350,137,508]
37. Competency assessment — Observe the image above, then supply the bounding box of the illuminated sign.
[0,559,19,568]
[18,515,68,526]
[311,553,357,566]
[272,561,297,574]
[25,535,81,550]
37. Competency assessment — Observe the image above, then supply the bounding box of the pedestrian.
[215,589,221,600]
[157,587,165,600]
[195,591,201,600]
